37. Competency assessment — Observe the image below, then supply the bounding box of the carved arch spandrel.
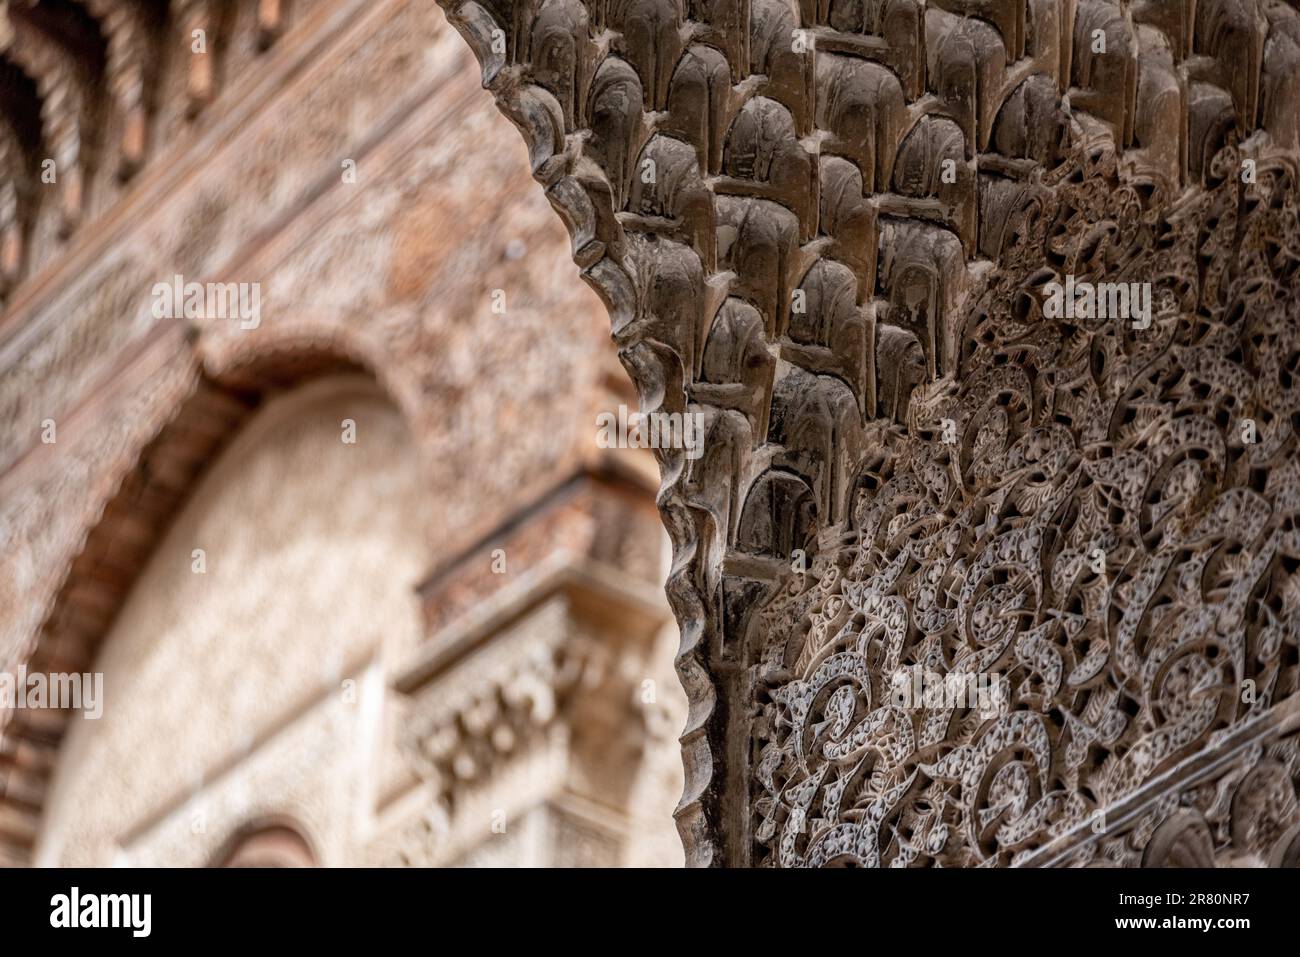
[434,0,1300,867]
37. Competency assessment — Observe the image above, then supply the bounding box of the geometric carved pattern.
[437,0,1300,865]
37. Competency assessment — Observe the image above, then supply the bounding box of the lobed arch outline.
[429,0,1300,869]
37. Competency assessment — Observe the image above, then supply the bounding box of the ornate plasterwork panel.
[436,0,1300,865]
[750,141,1300,867]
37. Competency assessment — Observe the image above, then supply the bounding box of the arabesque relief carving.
[436,0,1300,866]
[2,0,1298,868]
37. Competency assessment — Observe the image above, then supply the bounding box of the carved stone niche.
[435,0,1300,866]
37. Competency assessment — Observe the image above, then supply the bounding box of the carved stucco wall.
[5,0,1300,869]
[0,0,624,664]
[435,0,1300,866]
[0,0,684,868]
